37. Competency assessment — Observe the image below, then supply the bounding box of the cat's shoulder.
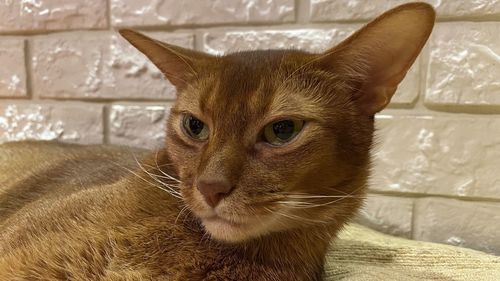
[0,140,148,159]
[0,140,148,172]
[0,140,150,217]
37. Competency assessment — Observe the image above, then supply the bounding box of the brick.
[414,198,500,254]
[0,0,107,33]
[31,32,193,100]
[111,0,294,27]
[109,104,171,149]
[203,28,357,54]
[372,115,500,199]
[203,28,418,105]
[0,103,102,144]
[355,194,413,238]
[0,38,26,97]
[309,0,500,22]
[425,23,500,107]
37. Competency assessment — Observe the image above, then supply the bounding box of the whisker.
[133,154,181,189]
[263,207,328,224]
[154,150,181,183]
[284,194,361,199]
[108,159,182,199]
[276,200,317,205]
[175,205,190,224]
[278,183,367,209]
[141,163,182,185]
[130,154,183,199]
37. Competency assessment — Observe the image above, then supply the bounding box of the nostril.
[196,178,234,208]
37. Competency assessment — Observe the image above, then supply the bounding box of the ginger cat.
[0,3,434,280]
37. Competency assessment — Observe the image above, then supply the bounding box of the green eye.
[182,114,209,140]
[263,119,304,146]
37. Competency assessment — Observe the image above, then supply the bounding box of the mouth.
[204,215,243,227]
[200,214,255,243]
[186,189,277,242]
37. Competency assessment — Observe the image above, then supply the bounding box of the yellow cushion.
[325,224,500,280]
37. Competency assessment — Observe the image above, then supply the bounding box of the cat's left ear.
[119,29,214,89]
[319,3,435,115]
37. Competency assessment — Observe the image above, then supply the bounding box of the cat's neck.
[240,220,343,272]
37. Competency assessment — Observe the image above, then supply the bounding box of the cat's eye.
[263,119,304,146]
[182,114,209,141]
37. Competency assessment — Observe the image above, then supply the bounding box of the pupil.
[189,117,204,135]
[273,120,294,140]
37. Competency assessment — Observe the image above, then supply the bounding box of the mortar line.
[367,190,500,204]
[24,38,36,101]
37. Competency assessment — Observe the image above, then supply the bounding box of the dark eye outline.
[181,114,209,141]
[261,119,305,146]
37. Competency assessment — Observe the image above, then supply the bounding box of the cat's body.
[0,3,435,280]
[0,141,327,280]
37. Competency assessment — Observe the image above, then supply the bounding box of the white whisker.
[132,155,183,199]
[175,205,190,224]
[263,207,328,224]
[141,163,181,183]
[108,159,182,199]
[285,194,360,199]
[276,200,316,205]
[154,150,181,183]
[279,184,366,209]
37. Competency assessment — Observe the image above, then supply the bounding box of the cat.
[0,3,435,280]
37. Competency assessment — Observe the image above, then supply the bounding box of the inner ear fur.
[119,29,214,89]
[319,2,435,115]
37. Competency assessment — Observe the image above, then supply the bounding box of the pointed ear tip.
[118,28,140,39]
[415,3,437,33]
[416,2,436,21]
[400,2,436,20]
[381,2,436,34]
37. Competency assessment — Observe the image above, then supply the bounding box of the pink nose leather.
[197,178,233,208]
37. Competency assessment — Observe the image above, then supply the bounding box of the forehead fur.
[175,49,352,132]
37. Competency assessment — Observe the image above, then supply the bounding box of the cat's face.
[121,3,435,243]
[165,51,372,242]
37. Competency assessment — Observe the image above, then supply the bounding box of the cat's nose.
[196,178,233,208]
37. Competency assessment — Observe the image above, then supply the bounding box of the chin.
[201,216,274,243]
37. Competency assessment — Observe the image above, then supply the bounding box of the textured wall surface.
[0,0,499,255]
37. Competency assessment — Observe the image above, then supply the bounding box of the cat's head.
[121,3,435,243]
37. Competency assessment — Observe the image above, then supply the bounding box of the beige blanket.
[325,224,500,280]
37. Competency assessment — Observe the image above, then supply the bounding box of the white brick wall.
[110,0,295,27]
[426,23,500,106]
[0,38,26,97]
[0,0,107,32]
[31,32,194,100]
[0,103,103,144]
[309,0,500,21]
[0,0,499,255]
[414,198,500,254]
[374,115,500,199]
[109,104,171,149]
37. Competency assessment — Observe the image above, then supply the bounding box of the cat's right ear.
[119,29,214,89]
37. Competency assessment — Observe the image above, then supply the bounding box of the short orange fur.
[0,3,435,280]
